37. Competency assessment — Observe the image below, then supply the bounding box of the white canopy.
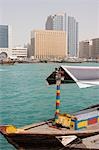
[61,66,99,88]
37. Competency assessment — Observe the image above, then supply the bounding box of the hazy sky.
[0,0,99,47]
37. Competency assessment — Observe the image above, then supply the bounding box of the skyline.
[0,0,99,47]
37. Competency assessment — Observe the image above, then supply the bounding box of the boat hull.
[2,133,64,150]
[1,127,99,149]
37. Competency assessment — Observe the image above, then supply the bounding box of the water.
[0,63,99,149]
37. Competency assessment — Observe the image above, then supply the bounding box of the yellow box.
[58,114,73,128]
[77,120,87,129]
[58,115,65,124]
[98,117,99,123]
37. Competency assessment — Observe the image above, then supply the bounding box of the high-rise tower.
[45,13,66,31]
[0,25,12,59]
[68,16,78,57]
[45,13,78,57]
[0,25,9,48]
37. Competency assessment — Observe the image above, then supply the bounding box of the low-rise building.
[0,48,12,60]
[79,38,99,59]
[91,38,99,59]
[79,40,89,58]
[12,47,27,59]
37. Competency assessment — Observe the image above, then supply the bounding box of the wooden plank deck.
[83,134,99,149]
[20,121,99,136]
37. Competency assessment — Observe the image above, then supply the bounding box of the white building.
[0,48,12,60]
[12,47,27,59]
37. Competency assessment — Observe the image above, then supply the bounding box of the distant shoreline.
[0,59,99,65]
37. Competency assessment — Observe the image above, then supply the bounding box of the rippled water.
[0,63,99,149]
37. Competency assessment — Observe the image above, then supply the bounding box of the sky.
[0,0,99,47]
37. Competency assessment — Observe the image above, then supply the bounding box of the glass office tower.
[0,25,9,48]
[45,13,78,57]
[68,16,78,57]
[45,13,66,31]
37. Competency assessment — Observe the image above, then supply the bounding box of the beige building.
[79,40,89,58]
[31,30,67,59]
[91,38,99,59]
[79,38,99,59]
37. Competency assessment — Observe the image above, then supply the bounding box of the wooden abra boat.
[0,60,15,65]
[0,66,99,149]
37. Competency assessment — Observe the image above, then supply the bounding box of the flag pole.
[55,68,61,124]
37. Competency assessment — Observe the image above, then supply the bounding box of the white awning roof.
[61,66,99,88]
